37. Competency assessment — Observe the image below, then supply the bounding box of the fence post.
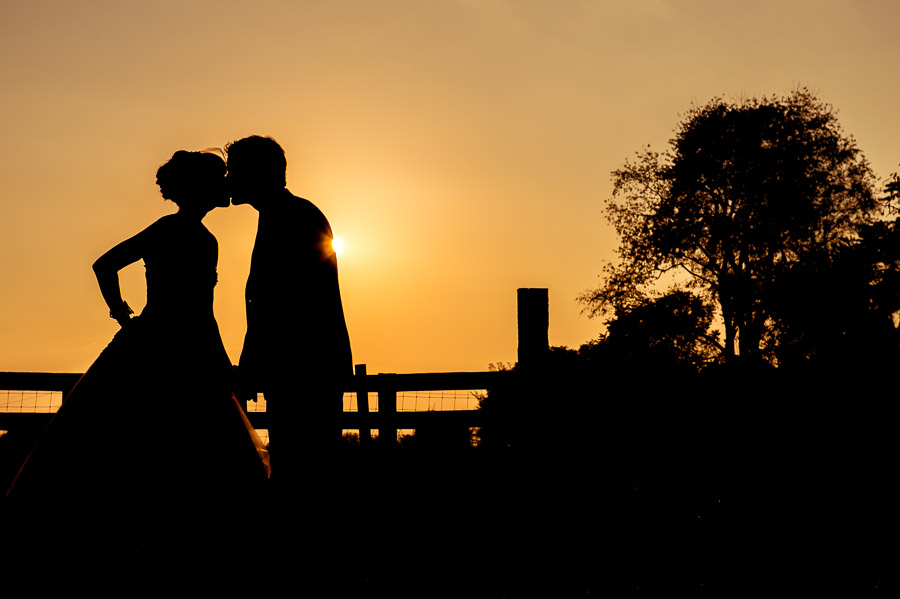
[517,288,549,369]
[355,364,371,445]
[378,374,398,447]
[512,288,549,448]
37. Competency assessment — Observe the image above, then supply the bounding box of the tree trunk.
[719,292,738,361]
[723,319,737,360]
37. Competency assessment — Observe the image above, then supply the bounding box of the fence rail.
[0,369,516,445]
[1,288,545,446]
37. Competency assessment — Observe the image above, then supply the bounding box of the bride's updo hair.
[155,150,225,207]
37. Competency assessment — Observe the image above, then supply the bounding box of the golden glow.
[2,1,900,374]
[331,236,344,256]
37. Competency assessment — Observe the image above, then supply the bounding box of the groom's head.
[225,135,287,206]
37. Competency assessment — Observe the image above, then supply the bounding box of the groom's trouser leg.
[265,384,343,492]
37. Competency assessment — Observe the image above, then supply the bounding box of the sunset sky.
[2,0,900,375]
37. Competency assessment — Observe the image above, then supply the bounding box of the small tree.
[581,89,880,363]
[598,290,720,372]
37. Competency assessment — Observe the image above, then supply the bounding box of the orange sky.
[2,0,900,374]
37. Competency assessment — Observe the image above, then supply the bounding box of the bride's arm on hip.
[92,228,150,326]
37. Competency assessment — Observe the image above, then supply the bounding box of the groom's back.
[245,193,350,375]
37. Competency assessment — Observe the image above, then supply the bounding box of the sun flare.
[331,236,344,255]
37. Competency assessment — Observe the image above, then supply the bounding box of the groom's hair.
[225,135,287,187]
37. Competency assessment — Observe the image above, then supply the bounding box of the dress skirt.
[5,315,270,522]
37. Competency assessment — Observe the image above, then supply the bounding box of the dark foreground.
[0,395,892,596]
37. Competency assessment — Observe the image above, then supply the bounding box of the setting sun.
[331,236,344,256]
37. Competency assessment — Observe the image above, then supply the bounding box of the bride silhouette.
[6,150,269,547]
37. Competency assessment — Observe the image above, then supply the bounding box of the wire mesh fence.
[345,389,485,412]
[219,390,485,414]
[0,389,64,414]
[2,386,488,446]
[243,389,487,445]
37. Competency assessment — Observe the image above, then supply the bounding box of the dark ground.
[0,394,893,596]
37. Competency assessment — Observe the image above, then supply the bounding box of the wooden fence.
[0,368,518,445]
[0,287,547,445]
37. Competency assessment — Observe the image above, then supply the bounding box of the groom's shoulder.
[286,192,315,208]
[286,193,328,220]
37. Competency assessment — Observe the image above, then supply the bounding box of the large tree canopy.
[581,89,882,362]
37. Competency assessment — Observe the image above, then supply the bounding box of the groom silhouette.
[226,135,352,491]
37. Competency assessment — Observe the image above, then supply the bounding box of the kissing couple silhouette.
[5,136,352,557]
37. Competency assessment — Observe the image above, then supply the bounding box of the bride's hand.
[109,301,134,327]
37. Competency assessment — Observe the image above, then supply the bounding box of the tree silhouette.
[769,219,900,369]
[581,89,881,363]
[590,290,720,373]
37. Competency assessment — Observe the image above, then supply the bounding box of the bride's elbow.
[92,256,107,275]
[92,253,117,278]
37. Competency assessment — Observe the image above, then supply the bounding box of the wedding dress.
[6,215,269,520]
